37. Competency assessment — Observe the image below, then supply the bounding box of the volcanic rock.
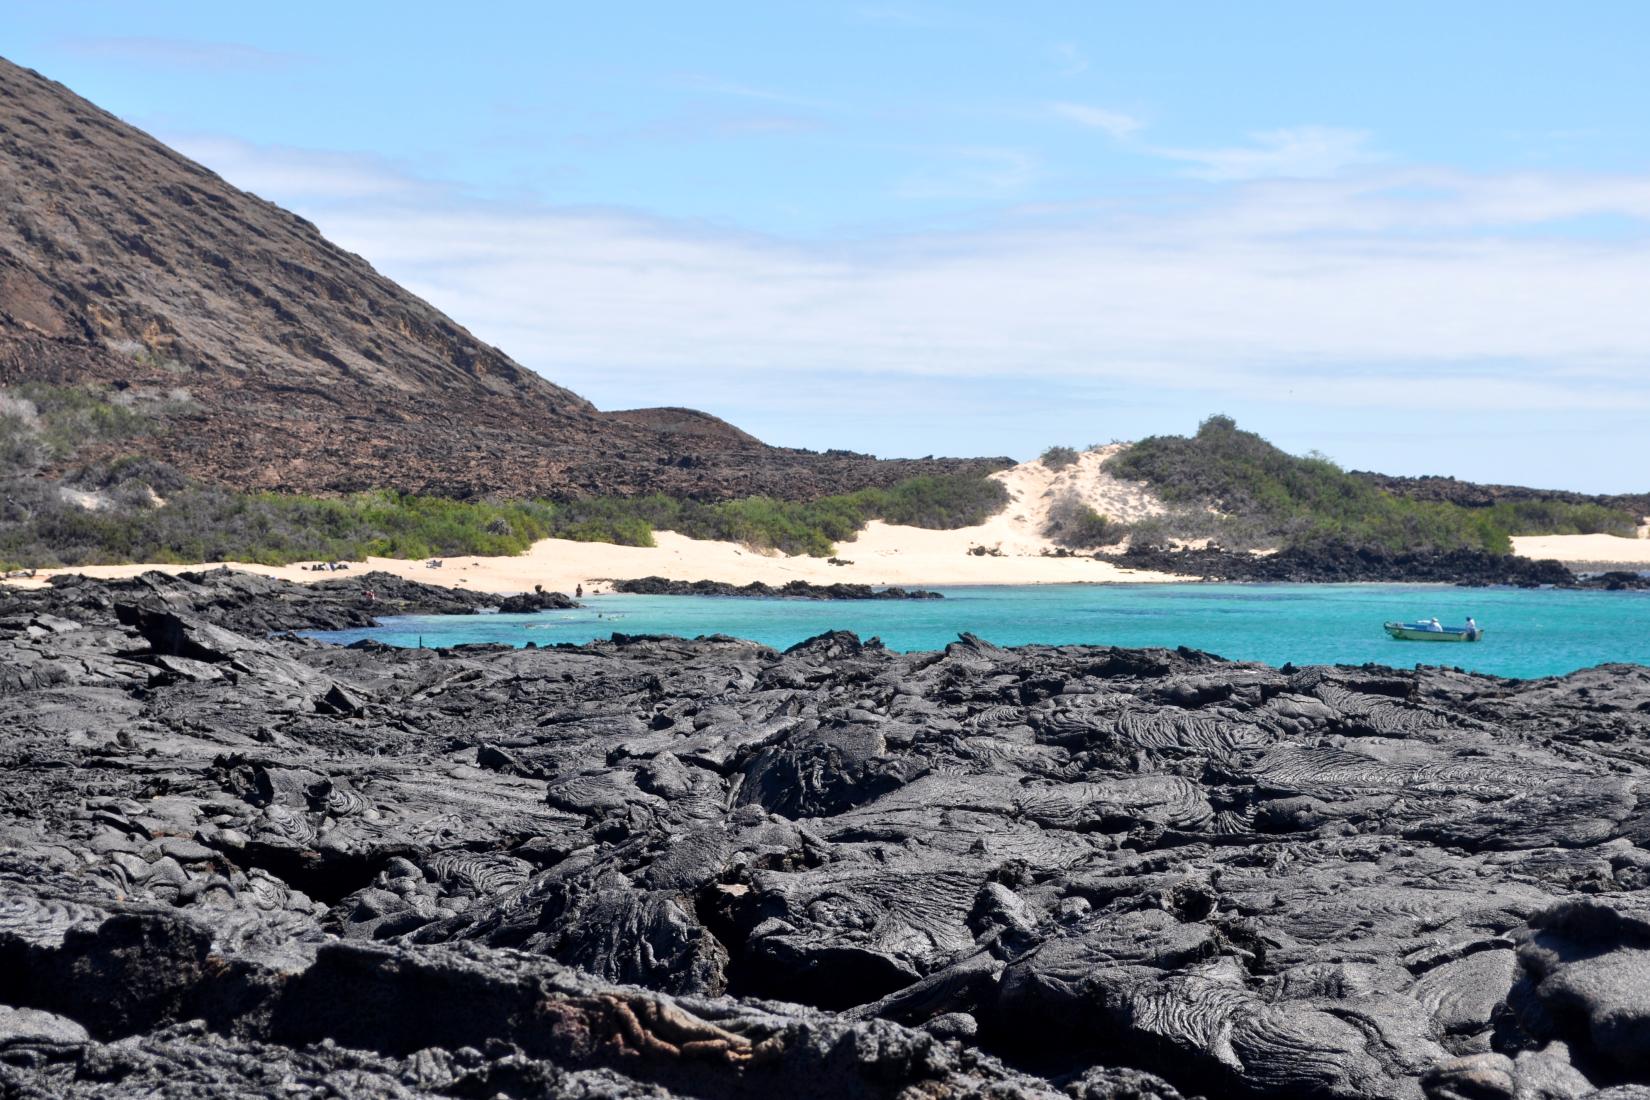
[495,589,579,613]
[1106,541,1582,587]
[0,569,1648,1097]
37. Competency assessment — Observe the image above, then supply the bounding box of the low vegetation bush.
[0,397,45,477]
[0,467,1011,569]
[1043,492,1122,548]
[1479,499,1637,538]
[1040,445,1079,470]
[1107,415,1637,555]
[0,382,1013,567]
[6,383,190,460]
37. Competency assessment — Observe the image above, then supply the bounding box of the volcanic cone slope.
[0,57,999,500]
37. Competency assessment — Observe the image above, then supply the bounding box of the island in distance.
[3,50,1650,1100]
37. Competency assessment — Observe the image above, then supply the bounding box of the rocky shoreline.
[1103,541,1650,588]
[494,588,582,613]
[613,576,944,600]
[37,567,504,634]
[2,570,1649,1097]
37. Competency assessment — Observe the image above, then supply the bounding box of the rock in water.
[494,589,580,613]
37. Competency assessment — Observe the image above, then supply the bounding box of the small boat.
[1384,620,1485,642]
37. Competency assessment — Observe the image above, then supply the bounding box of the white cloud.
[1154,126,1381,181]
[1048,114,1375,185]
[309,187,1650,402]
[852,5,953,28]
[176,132,1650,439]
[1049,102,1143,140]
[674,75,831,110]
[60,36,307,71]
[166,136,438,201]
[895,147,1040,199]
[1050,43,1089,77]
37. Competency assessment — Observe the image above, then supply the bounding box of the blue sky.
[9,2,1650,491]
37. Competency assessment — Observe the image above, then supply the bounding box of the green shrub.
[0,469,1011,569]
[1479,499,1637,538]
[1040,445,1079,470]
[9,384,149,458]
[1044,493,1121,548]
[0,405,44,477]
[1106,415,1629,555]
[0,382,1014,566]
[0,382,194,468]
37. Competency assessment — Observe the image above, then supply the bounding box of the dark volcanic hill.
[0,58,1002,499]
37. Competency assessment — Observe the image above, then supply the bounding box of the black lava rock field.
[3,570,1650,1099]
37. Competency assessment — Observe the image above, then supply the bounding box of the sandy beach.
[1,449,1195,594]
[1511,532,1650,570]
[0,522,1182,594]
[10,450,1643,595]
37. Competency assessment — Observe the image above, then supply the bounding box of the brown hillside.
[0,58,1002,499]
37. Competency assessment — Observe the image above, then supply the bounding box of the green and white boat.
[1384,620,1485,642]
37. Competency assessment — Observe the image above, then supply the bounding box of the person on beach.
[576,584,583,598]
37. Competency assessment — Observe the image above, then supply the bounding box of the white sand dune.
[2,450,1188,594]
[0,527,1181,594]
[1513,530,1650,568]
[978,444,1167,554]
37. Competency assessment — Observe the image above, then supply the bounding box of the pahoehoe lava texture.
[3,572,1650,1099]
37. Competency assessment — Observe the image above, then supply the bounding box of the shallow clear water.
[305,583,1650,680]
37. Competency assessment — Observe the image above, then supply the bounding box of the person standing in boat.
[1465,616,1479,639]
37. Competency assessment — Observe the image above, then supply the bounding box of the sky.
[8,2,1650,492]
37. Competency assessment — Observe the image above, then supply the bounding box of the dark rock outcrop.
[495,589,579,613]
[613,576,944,599]
[1107,542,1584,587]
[1,572,1649,1097]
[1354,471,1650,522]
[42,567,493,633]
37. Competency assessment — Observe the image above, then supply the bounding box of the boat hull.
[1384,622,1484,642]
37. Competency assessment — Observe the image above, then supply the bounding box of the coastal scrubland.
[0,385,1008,567]
[0,471,1010,569]
[1101,415,1637,554]
[2,386,1638,571]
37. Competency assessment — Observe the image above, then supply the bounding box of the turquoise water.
[306,583,1650,679]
